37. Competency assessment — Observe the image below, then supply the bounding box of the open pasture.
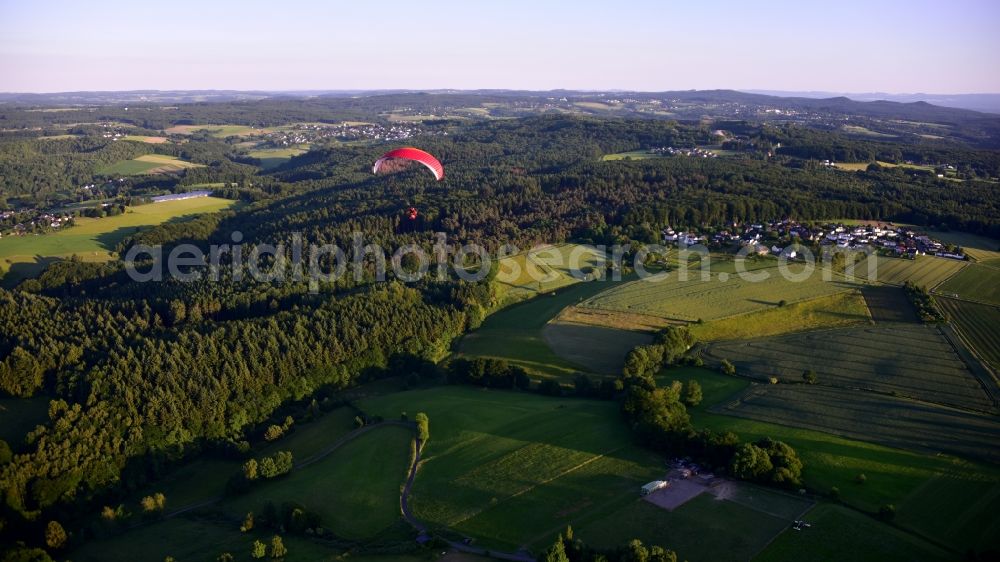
[667,367,1000,551]
[580,268,854,322]
[577,493,795,562]
[220,424,413,540]
[165,124,265,137]
[713,383,1000,463]
[0,197,236,282]
[860,285,920,323]
[755,503,952,562]
[601,150,667,161]
[459,271,632,379]
[359,387,665,551]
[689,290,871,341]
[493,243,606,304]
[98,153,204,176]
[705,324,992,411]
[854,254,966,288]
[122,135,168,143]
[937,263,1000,305]
[247,145,310,169]
[541,320,652,374]
[70,514,348,562]
[937,297,1000,371]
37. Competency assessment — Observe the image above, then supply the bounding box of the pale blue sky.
[1,0,997,93]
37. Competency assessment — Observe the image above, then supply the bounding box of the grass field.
[860,285,921,323]
[541,320,652,374]
[601,150,667,161]
[165,124,265,137]
[0,197,236,283]
[705,324,991,412]
[579,267,855,322]
[937,297,1000,371]
[664,367,1000,553]
[359,387,669,552]
[247,145,310,169]
[689,290,871,341]
[579,494,794,562]
[459,273,633,379]
[128,408,360,511]
[70,514,355,562]
[929,230,1000,263]
[122,135,168,143]
[98,153,204,176]
[220,424,413,540]
[493,243,606,305]
[755,504,952,562]
[714,383,1000,463]
[0,397,49,447]
[936,263,1000,305]
[854,254,967,288]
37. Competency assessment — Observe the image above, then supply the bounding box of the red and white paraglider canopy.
[373,147,444,181]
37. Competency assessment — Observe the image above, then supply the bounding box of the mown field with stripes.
[705,324,993,412]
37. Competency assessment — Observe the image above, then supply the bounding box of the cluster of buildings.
[650,146,719,158]
[641,458,718,496]
[257,122,423,148]
[663,220,965,260]
[0,211,73,237]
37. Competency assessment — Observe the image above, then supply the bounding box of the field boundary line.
[444,446,627,530]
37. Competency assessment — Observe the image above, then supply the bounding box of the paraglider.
[373,147,444,181]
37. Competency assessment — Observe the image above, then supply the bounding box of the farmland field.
[493,243,606,305]
[541,320,652,374]
[459,272,632,379]
[930,230,1000,263]
[601,150,667,161]
[854,254,966,288]
[689,290,871,341]
[578,493,795,562]
[666,367,1000,552]
[247,145,310,169]
[165,124,265,137]
[860,285,920,323]
[712,383,1000,463]
[122,135,168,143]
[705,324,992,412]
[0,197,236,283]
[98,153,204,175]
[220,424,413,540]
[937,263,1000,305]
[70,514,354,562]
[359,387,667,551]
[755,504,952,562]
[579,267,855,322]
[937,297,1000,371]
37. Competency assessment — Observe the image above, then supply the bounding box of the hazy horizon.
[2,0,999,94]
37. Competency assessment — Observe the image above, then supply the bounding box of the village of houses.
[662,219,966,260]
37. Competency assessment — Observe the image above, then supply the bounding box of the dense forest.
[1,95,999,556]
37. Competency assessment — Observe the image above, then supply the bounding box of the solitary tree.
[251,540,266,559]
[415,412,430,442]
[720,359,736,376]
[45,520,67,549]
[269,535,288,559]
[682,380,703,407]
[802,370,818,384]
[543,534,570,562]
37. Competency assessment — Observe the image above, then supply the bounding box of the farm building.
[641,480,669,496]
